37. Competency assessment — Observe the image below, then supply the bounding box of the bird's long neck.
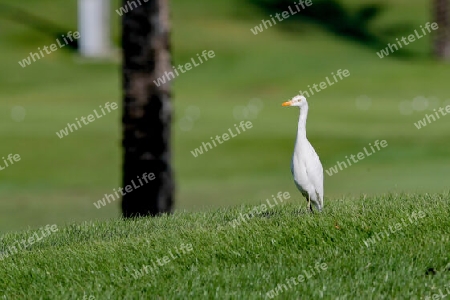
[296,107,308,142]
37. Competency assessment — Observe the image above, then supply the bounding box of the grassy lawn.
[0,193,449,298]
[0,0,449,235]
[1,1,449,297]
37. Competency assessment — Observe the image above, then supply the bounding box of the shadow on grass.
[247,0,418,59]
[260,208,312,217]
[0,3,78,50]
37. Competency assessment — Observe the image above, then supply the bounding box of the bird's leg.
[308,195,312,212]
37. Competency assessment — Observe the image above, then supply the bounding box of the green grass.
[1,1,449,298]
[0,0,449,233]
[0,193,449,299]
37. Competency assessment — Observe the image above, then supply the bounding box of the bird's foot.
[307,198,313,213]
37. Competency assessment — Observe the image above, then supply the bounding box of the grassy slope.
[1,1,449,299]
[0,0,449,233]
[0,193,449,299]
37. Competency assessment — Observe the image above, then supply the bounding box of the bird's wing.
[304,142,324,200]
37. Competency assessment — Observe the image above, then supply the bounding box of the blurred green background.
[0,0,449,232]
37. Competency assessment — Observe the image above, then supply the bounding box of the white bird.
[282,95,324,212]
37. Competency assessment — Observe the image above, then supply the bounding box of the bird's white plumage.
[283,95,324,211]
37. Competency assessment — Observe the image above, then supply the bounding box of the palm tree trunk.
[433,0,450,59]
[121,0,174,218]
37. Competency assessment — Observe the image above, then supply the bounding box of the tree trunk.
[121,0,174,218]
[433,0,450,59]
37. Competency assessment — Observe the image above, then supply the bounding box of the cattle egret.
[282,95,323,212]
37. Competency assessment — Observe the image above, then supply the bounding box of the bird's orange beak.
[282,101,292,107]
